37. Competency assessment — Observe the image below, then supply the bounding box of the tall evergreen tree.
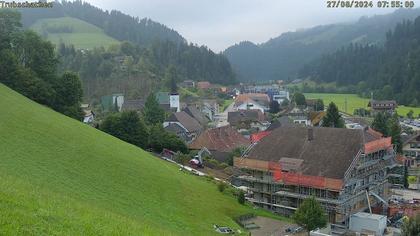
[269,100,280,114]
[143,93,165,125]
[372,112,390,136]
[388,113,402,153]
[315,99,324,111]
[321,102,344,128]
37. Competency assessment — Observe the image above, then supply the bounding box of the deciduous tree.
[293,197,327,233]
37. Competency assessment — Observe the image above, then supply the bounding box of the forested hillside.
[17,0,236,99]
[299,17,420,107]
[0,10,83,120]
[30,16,120,49]
[20,0,185,46]
[224,8,420,82]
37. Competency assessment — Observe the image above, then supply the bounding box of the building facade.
[233,127,396,226]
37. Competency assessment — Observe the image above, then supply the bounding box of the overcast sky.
[87,0,416,52]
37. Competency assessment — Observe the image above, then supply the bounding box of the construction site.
[232,126,400,231]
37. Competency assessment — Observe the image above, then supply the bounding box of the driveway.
[242,216,306,236]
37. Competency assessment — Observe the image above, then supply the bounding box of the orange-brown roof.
[189,125,251,152]
[235,93,269,104]
[197,81,211,89]
[309,111,326,126]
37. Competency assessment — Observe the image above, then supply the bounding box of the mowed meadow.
[0,83,270,235]
[30,17,120,49]
[304,93,420,117]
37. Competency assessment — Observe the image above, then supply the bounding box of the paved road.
[214,102,235,127]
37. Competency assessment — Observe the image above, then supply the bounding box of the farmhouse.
[197,81,211,90]
[368,100,397,114]
[233,126,396,225]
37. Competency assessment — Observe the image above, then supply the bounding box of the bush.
[219,162,229,169]
[217,182,227,192]
[238,191,245,205]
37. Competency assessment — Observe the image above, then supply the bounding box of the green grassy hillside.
[304,93,420,117]
[30,17,119,49]
[0,84,262,235]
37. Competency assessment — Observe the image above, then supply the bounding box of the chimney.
[307,127,314,141]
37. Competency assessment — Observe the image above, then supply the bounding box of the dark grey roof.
[165,123,189,142]
[247,127,367,179]
[228,110,265,126]
[183,106,209,126]
[121,99,145,112]
[403,132,420,145]
[166,111,203,133]
[368,100,397,109]
[266,116,293,131]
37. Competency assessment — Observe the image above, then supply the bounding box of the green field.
[30,17,120,49]
[0,83,275,235]
[304,93,420,117]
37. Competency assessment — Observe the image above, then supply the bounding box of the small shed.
[349,212,387,236]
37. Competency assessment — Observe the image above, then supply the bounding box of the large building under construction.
[233,126,397,226]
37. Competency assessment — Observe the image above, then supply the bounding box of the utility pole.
[345,97,348,114]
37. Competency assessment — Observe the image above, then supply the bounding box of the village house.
[308,111,326,127]
[157,92,180,112]
[233,126,396,226]
[368,100,398,115]
[200,99,220,121]
[179,80,195,88]
[197,81,211,90]
[101,93,124,112]
[242,84,280,94]
[234,93,270,113]
[81,104,95,124]
[189,125,251,163]
[228,110,267,131]
[288,108,311,126]
[121,99,145,113]
[163,111,203,143]
[402,132,420,180]
[267,89,290,104]
[183,105,210,127]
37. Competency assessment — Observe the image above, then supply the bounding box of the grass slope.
[304,93,420,117]
[0,84,261,235]
[30,17,119,49]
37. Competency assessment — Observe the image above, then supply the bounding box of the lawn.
[30,17,120,49]
[304,93,420,117]
[0,83,277,235]
[222,99,234,111]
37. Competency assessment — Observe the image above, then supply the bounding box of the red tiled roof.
[235,93,270,106]
[189,125,251,152]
